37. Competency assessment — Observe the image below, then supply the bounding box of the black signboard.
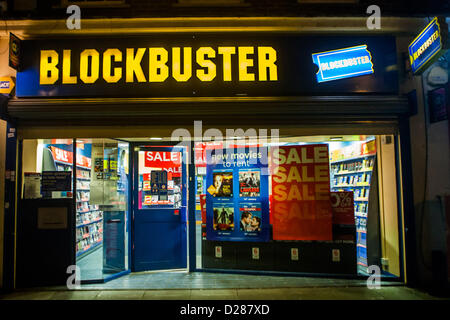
[16,34,398,98]
[41,171,72,191]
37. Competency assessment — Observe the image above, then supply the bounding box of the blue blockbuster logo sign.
[409,17,449,74]
[312,45,374,83]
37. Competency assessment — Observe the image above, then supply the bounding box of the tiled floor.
[76,271,385,290]
[77,245,104,281]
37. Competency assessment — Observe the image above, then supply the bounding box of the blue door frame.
[131,144,189,272]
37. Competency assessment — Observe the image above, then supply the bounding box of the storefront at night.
[1,18,418,289]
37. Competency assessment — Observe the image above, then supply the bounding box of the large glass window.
[195,135,401,278]
[21,138,130,282]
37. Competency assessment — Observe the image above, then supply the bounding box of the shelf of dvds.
[53,154,104,258]
[330,152,376,271]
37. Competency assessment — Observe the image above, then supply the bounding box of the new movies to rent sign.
[239,169,260,197]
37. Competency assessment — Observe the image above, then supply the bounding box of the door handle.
[107,219,121,223]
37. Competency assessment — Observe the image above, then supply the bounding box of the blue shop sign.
[409,17,449,74]
[312,45,374,83]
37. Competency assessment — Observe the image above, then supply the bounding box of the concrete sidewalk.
[1,286,449,300]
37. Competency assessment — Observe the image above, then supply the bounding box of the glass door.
[132,145,188,272]
[75,139,130,282]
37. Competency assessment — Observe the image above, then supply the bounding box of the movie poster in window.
[213,203,234,235]
[239,169,260,197]
[209,170,233,198]
[239,202,262,236]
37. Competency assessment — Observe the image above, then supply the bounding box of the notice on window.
[41,171,72,192]
[23,172,42,199]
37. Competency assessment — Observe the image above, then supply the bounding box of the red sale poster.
[331,191,355,225]
[270,144,332,240]
[144,151,182,177]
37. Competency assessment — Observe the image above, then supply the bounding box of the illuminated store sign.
[16,35,398,97]
[0,76,15,94]
[408,17,449,74]
[312,45,374,83]
[39,46,278,85]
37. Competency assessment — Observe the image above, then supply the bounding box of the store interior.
[20,134,401,282]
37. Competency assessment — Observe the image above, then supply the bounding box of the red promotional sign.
[195,142,223,167]
[270,144,332,240]
[76,154,91,168]
[144,151,182,177]
[331,191,355,225]
[51,146,72,164]
[200,194,207,224]
[50,146,91,168]
[361,139,376,155]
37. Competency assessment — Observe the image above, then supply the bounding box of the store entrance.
[132,145,188,272]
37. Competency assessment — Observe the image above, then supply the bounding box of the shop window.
[195,135,401,278]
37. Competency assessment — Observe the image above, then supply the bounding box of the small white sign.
[291,248,299,261]
[252,247,260,260]
[332,249,341,262]
[215,246,222,258]
[37,207,68,229]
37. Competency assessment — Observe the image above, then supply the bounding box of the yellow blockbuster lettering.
[238,47,255,81]
[258,46,278,81]
[172,47,192,82]
[103,48,122,83]
[62,50,77,84]
[196,47,216,81]
[149,48,169,82]
[126,48,146,82]
[218,47,235,81]
[80,49,99,84]
[38,45,280,86]
[40,50,59,85]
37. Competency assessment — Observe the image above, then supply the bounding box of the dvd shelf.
[330,153,376,271]
[55,158,103,258]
